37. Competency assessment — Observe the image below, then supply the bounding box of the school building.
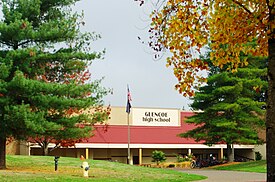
[16,106,265,164]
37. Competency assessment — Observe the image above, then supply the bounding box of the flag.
[126,86,132,113]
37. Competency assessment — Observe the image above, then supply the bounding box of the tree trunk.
[266,34,275,181]
[0,137,6,169]
[227,143,234,162]
[42,144,49,156]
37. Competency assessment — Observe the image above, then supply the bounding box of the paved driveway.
[176,169,266,182]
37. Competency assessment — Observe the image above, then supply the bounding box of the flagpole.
[127,112,130,164]
[126,85,132,165]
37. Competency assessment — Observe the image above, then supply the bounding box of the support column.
[130,150,133,165]
[86,148,89,159]
[188,148,192,155]
[90,149,93,160]
[220,148,224,160]
[139,148,143,165]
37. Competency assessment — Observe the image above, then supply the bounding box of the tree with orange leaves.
[136,0,275,180]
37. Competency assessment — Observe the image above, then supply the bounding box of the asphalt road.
[176,169,266,182]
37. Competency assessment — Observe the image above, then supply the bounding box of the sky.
[74,0,192,110]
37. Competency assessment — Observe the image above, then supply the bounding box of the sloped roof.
[87,111,202,144]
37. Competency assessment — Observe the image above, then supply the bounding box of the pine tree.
[180,57,267,162]
[0,0,109,169]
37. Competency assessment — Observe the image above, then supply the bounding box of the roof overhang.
[30,143,255,149]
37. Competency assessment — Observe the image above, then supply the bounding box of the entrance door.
[133,156,139,165]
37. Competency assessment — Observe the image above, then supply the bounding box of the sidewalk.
[175,169,266,182]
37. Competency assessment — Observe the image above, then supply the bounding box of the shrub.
[152,150,166,165]
[168,164,175,168]
[255,151,262,161]
[176,154,191,162]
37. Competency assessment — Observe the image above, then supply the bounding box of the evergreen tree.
[180,58,267,162]
[0,0,109,169]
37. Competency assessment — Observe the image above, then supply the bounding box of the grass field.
[0,155,206,181]
[211,160,266,173]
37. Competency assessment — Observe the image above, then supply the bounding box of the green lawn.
[211,160,266,173]
[0,155,206,181]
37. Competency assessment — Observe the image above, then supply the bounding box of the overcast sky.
[74,0,192,110]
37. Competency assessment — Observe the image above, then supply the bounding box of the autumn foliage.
[136,0,272,96]
[136,0,275,180]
